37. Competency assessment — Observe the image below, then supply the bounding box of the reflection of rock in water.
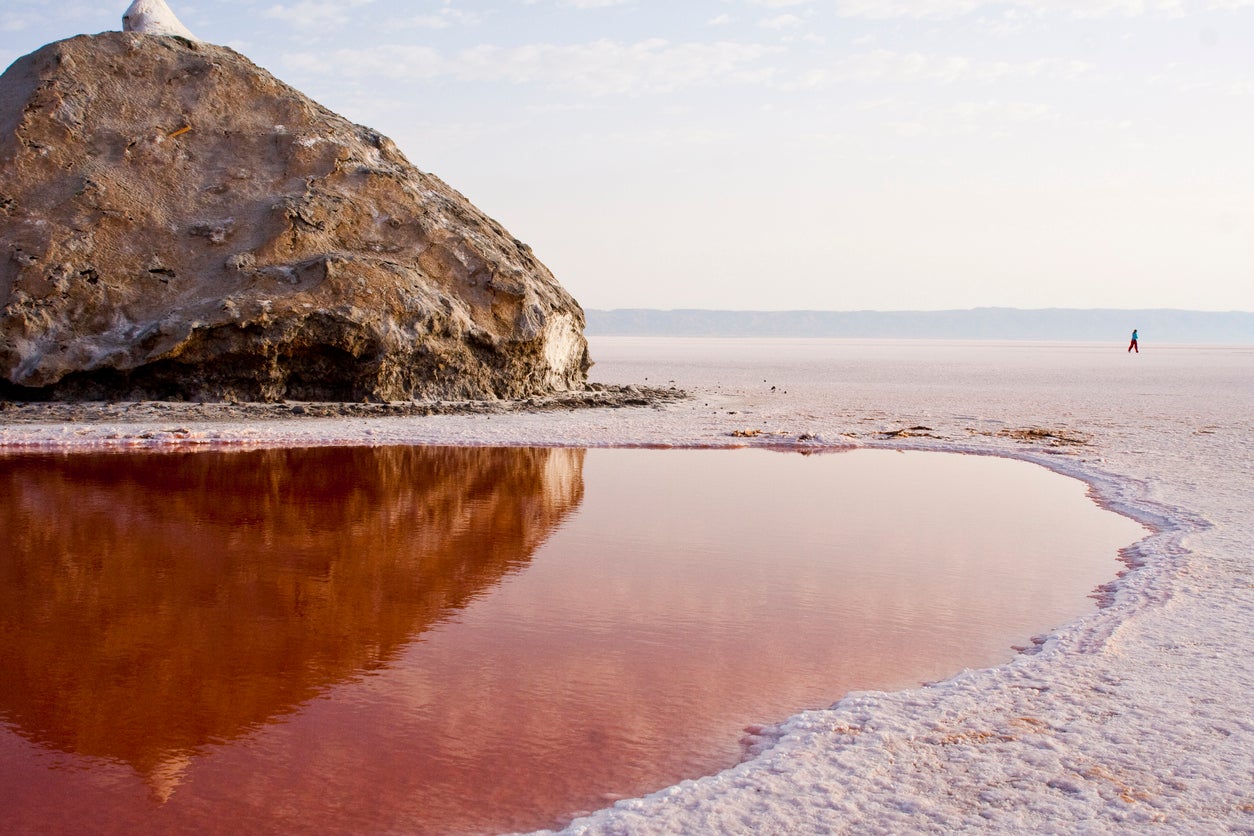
[147,753,193,805]
[0,445,584,797]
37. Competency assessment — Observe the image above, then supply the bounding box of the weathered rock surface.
[0,32,591,402]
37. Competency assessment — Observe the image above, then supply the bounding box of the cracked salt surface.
[2,337,1251,833]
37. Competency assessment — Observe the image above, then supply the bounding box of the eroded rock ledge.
[0,32,590,402]
[0,384,686,426]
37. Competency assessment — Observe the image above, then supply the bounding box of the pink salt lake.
[0,445,1145,834]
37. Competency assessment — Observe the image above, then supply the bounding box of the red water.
[0,445,1144,834]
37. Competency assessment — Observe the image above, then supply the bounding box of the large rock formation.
[0,32,591,402]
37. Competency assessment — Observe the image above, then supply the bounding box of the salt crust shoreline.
[1,340,1250,834]
[0,384,683,437]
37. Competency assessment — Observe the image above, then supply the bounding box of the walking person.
[1128,328,1139,353]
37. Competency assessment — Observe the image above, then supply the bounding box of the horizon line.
[584,306,1254,315]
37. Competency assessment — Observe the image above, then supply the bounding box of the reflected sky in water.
[0,446,1144,834]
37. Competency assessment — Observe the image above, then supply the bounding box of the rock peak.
[122,0,197,40]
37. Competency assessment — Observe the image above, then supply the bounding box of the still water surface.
[0,445,1144,834]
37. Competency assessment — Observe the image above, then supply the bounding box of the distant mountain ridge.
[585,308,1254,344]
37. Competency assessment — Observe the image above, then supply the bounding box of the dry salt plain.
[2,337,1251,834]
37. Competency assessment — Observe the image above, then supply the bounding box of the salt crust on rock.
[0,32,590,402]
[122,0,196,40]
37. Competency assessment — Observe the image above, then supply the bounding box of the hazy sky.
[3,2,1253,311]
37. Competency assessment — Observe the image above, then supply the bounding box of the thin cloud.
[1,13,34,33]
[793,49,1097,87]
[285,39,780,97]
[759,14,805,28]
[943,99,1057,122]
[831,0,1254,19]
[283,39,1095,99]
[263,0,375,29]
[406,7,481,28]
[409,14,453,28]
